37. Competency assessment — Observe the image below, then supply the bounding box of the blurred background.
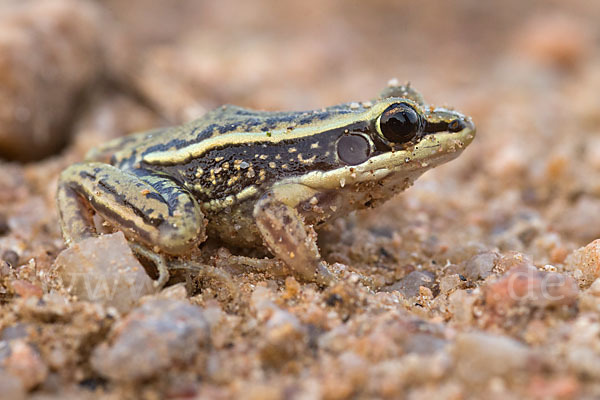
[1,0,599,162]
[100,0,597,105]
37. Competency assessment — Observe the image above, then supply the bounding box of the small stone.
[1,250,18,267]
[320,352,368,399]
[2,339,48,390]
[494,252,534,274]
[52,232,157,313]
[385,270,436,298]
[259,307,307,368]
[0,371,25,400]
[282,276,301,300]
[448,289,478,324]
[404,333,447,355]
[91,298,209,381]
[562,315,600,379]
[527,375,579,400]
[0,0,112,161]
[0,324,28,341]
[567,347,600,379]
[549,246,569,264]
[484,264,579,313]
[439,274,462,294]
[452,332,531,384]
[444,242,489,265]
[579,278,600,312]
[462,251,500,281]
[9,279,42,299]
[0,260,10,278]
[565,239,600,287]
[18,293,73,321]
[158,282,188,300]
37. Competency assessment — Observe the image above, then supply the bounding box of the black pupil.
[379,103,421,143]
[337,134,370,165]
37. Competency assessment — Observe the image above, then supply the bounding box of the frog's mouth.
[291,113,475,191]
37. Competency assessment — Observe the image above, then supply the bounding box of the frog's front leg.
[57,162,205,285]
[253,188,336,286]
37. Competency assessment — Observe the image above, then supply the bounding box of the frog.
[57,84,475,287]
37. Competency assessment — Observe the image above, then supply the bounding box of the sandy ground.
[1,0,600,398]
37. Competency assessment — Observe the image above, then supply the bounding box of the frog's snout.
[423,108,475,137]
[454,117,475,135]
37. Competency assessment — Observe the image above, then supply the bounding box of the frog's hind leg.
[253,190,336,286]
[57,162,205,286]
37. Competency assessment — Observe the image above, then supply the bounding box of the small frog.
[57,84,475,286]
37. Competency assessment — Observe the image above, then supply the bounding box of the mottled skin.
[57,85,475,285]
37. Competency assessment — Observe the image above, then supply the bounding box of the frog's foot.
[168,259,239,303]
[130,242,170,289]
[253,192,338,286]
[218,252,291,278]
[215,251,334,286]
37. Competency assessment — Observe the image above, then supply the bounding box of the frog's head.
[296,92,475,196]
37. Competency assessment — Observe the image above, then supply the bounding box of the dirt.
[1,0,600,398]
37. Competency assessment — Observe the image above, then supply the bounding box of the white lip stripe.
[280,127,475,191]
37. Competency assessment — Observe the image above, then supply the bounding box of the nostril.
[448,118,467,132]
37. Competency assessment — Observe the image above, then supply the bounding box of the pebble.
[0,371,25,400]
[258,307,308,368]
[403,333,447,355]
[484,264,579,312]
[1,250,18,268]
[448,289,478,324]
[452,332,531,384]
[563,316,600,379]
[565,239,600,287]
[91,298,210,381]
[0,0,109,161]
[579,278,600,312]
[439,274,462,294]
[462,251,500,281]
[566,347,600,379]
[250,287,310,368]
[367,353,450,397]
[494,252,534,274]
[16,293,74,322]
[9,279,42,299]
[385,270,436,298]
[1,339,48,390]
[527,375,579,400]
[52,232,157,313]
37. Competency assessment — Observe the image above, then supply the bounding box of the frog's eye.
[377,103,423,143]
[337,134,371,165]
